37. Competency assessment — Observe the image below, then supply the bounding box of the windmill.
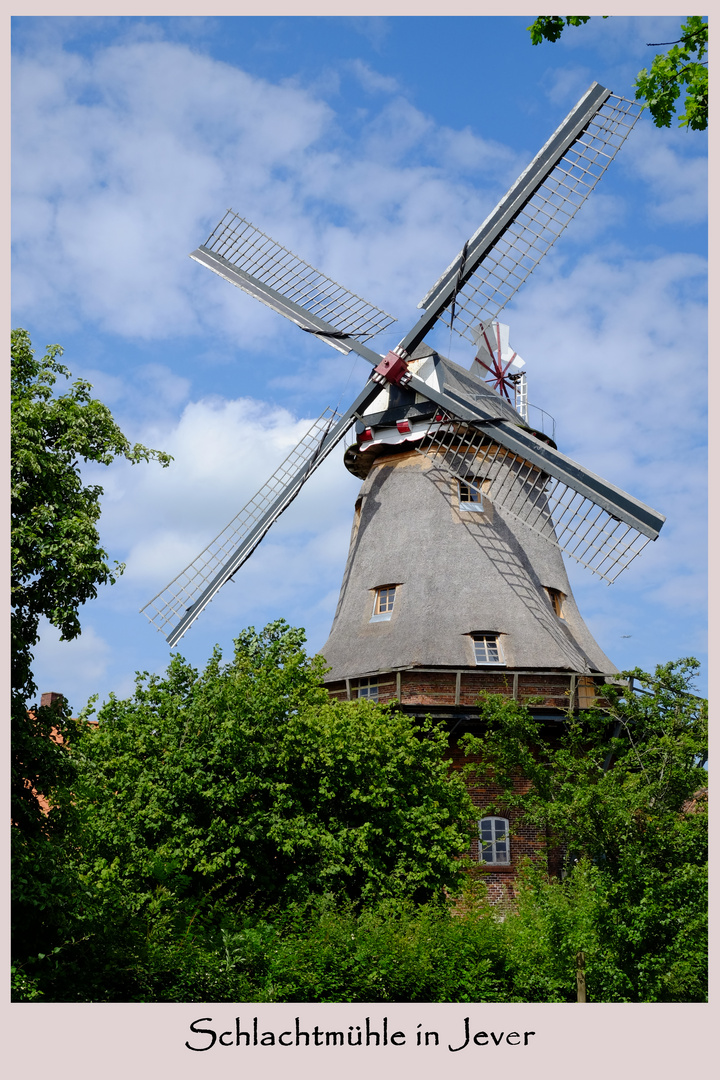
[141,82,664,699]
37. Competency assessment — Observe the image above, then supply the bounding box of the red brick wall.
[448,744,547,907]
[326,668,609,711]
[325,667,581,905]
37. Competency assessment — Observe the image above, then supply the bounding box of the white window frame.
[370,585,397,623]
[472,633,504,665]
[357,678,379,701]
[478,816,510,865]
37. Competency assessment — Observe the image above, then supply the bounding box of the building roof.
[320,447,616,680]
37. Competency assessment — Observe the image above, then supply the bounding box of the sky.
[11,14,708,712]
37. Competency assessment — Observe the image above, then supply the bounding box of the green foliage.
[12,328,171,695]
[528,15,592,45]
[21,886,513,1004]
[527,16,708,130]
[18,621,476,1000]
[11,967,45,1001]
[635,17,708,130]
[11,328,171,821]
[11,327,171,989]
[502,858,603,1002]
[213,893,509,1003]
[13,580,706,1002]
[502,854,707,1003]
[461,660,708,1001]
[73,621,472,917]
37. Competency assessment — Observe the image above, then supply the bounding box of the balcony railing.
[329,667,620,712]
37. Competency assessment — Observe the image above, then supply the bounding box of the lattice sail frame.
[142,85,660,646]
[426,94,642,345]
[201,212,397,344]
[141,408,340,638]
[416,420,652,583]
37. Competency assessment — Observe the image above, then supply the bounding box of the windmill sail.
[372,350,664,582]
[151,81,661,644]
[141,381,383,646]
[141,408,339,644]
[191,213,397,354]
[414,418,659,583]
[403,85,642,353]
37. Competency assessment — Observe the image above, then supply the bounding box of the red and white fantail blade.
[472,320,525,400]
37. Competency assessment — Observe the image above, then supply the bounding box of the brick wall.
[327,667,611,711]
[448,744,548,908]
[325,666,588,905]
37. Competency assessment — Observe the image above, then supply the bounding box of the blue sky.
[12,15,708,710]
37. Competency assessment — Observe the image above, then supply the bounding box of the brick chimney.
[40,691,64,708]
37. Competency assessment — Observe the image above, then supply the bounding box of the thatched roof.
[320,447,616,680]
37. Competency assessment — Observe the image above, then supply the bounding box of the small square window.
[375,587,396,614]
[473,634,504,665]
[479,817,510,864]
[458,479,485,511]
[357,678,379,701]
[370,585,397,622]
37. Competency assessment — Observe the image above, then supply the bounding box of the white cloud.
[347,58,401,96]
[502,243,707,630]
[541,65,593,107]
[12,40,333,338]
[31,620,112,712]
[81,363,192,422]
[535,16,683,61]
[621,125,707,225]
[92,393,361,592]
[344,17,392,50]
[11,36,534,349]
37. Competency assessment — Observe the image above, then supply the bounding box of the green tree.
[11,327,171,825]
[208,893,509,1003]
[33,621,474,999]
[11,328,170,996]
[528,16,708,130]
[461,660,708,1001]
[73,623,473,915]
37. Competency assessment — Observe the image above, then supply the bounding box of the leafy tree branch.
[528,16,708,130]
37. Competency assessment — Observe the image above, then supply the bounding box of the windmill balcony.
[341,400,557,456]
[325,667,617,715]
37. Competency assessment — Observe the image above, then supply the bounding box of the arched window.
[478,816,510,864]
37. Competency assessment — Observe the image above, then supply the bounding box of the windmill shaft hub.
[372,349,411,387]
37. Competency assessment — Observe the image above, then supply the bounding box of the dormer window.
[545,587,565,619]
[472,633,504,665]
[458,478,485,511]
[370,585,397,622]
